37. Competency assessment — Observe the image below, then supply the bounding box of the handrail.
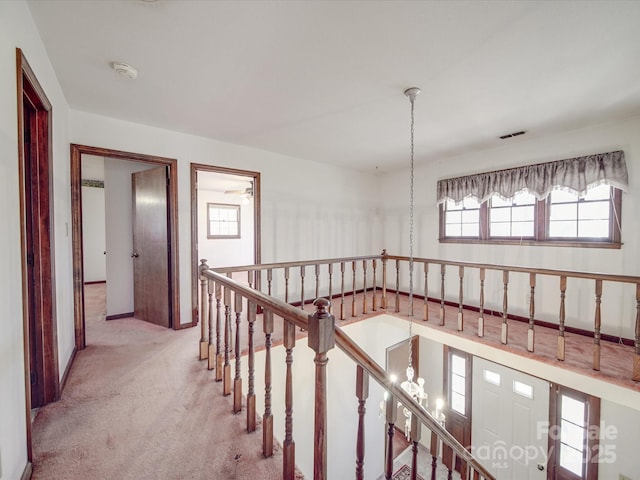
[387,254,640,285]
[212,254,382,274]
[200,266,495,479]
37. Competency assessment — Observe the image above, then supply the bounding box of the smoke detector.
[111,62,138,80]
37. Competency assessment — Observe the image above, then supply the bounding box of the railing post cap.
[308,298,335,354]
[199,259,209,273]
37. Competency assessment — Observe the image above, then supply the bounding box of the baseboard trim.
[84,280,106,285]
[105,312,134,321]
[60,345,77,393]
[21,461,33,480]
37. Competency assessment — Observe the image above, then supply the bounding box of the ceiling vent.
[499,130,526,140]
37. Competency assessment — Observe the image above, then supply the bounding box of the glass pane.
[578,220,609,238]
[462,197,480,209]
[579,201,609,220]
[512,205,534,221]
[561,395,586,426]
[446,199,462,211]
[483,370,501,386]
[446,224,462,237]
[446,211,462,224]
[229,224,238,236]
[490,222,511,237]
[461,210,479,223]
[452,391,465,415]
[560,443,584,476]
[490,195,511,207]
[513,191,536,205]
[210,222,220,235]
[549,220,577,237]
[451,354,466,376]
[549,203,577,221]
[451,373,465,396]
[513,380,533,399]
[461,223,479,236]
[490,207,511,222]
[561,419,585,451]
[551,189,578,203]
[210,208,220,221]
[584,184,610,200]
[512,221,534,237]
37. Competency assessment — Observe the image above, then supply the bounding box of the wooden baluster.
[267,268,273,296]
[247,269,254,290]
[442,444,453,480]
[263,310,274,458]
[300,265,306,310]
[362,260,368,314]
[328,263,334,313]
[223,286,232,396]
[410,413,421,480]
[381,249,388,309]
[246,300,256,432]
[634,283,640,381]
[440,264,446,326]
[233,293,243,413]
[283,318,296,480]
[478,268,485,337]
[355,366,369,480]
[215,283,223,381]
[430,431,438,480]
[458,266,464,331]
[315,264,320,301]
[308,298,335,480]
[593,279,603,371]
[384,390,397,480]
[372,259,378,311]
[340,261,346,320]
[199,259,209,360]
[423,262,429,321]
[528,273,536,352]
[284,266,290,304]
[557,276,567,361]
[501,270,509,345]
[207,280,215,370]
[395,259,400,313]
[352,261,357,317]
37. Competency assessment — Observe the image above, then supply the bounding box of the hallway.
[30,284,287,479]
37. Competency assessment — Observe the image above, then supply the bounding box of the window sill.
[438,238,622,249]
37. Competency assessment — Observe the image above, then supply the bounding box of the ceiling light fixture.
[111,62,138,80]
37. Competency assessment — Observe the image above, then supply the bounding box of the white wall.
[197,189,254,268]
[70,110,380,325]
[104,159,156,317]
[380,115,640,339]
[599,400,640,480]
[81,184,106,282]
[0,2,73,479]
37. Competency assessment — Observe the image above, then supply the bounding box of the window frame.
[438,187,622,248]
[207,202,241,239]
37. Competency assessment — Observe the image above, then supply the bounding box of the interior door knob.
[537,464,544,471]
[131,252,139,258]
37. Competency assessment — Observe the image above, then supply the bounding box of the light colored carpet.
[31,284,289,480]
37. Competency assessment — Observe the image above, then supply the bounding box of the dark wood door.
[132,166,171,327]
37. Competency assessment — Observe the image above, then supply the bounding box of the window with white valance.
[438,151,627,247]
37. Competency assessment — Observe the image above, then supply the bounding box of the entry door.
[444,347,472,476]
[472,357,549,479]
[132,166,171,327]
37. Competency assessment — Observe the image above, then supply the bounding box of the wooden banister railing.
[198,257,495,480]
[385,254,640,382]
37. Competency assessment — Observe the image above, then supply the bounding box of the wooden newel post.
[199,259,209,360]
[355,365,369,480]
[308,298,336,480]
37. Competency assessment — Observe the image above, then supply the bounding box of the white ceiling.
[27,0,640,173]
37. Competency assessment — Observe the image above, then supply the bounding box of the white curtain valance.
[436,150,628,204]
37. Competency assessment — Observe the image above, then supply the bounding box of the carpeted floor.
[31,283,289,480]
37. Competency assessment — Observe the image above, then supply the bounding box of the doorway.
[17,48,58,462]
[70,144,181,351]
[190,163,261,325]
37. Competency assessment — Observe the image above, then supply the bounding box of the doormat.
[392,464,424,480]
